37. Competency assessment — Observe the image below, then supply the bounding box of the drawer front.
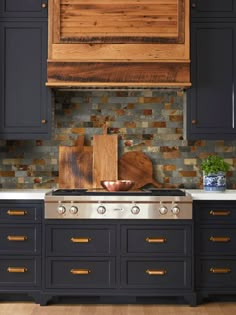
[199,228,236,255]
[0,203,42,222]
[197,258,236,288]
[121,258,191,289]
[121,225,191,255]
[0,0,48,18]
[46,257,116,289]
[0,225,41,254]
[0,256,41,287]
[195,201,236,223]
[46,225,116,256]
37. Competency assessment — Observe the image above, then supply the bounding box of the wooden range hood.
[46,0,190,88]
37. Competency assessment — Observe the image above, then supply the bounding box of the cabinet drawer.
[121,225,191,255]
[0,256,41,287]
[195,202,236,223]
[0,203,42,222]
[199,228,236,255]
[121,258,191,289]
[0,0,48,18]
[197,258,236,288]
[0,225,41,254]
[46,257,116,289]
[46,225,115,256]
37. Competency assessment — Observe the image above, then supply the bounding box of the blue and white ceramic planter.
[203,172,226,192]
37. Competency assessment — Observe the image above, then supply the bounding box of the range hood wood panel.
[47,0,190,87]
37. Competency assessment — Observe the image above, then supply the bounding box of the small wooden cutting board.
[59,145,93,188]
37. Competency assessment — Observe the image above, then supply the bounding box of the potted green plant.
[201,155,230,192]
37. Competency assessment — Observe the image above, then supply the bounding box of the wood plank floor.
[0,302,236,315]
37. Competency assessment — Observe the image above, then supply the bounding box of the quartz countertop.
[186,189,236,200]
[0,189,50,200]
[0,188,236,201]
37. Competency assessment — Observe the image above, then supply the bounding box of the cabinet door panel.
[191,0,236,18]
[0,22,50,139]
[187,23,236,139]
[0,0,47,18]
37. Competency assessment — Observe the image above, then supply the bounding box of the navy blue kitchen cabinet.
[0,200,43,303]
[42,220,196,306]
[0,1,51,139]
[186,2,236,140]
[194,201,236,303]
[0,0,48,18]
[190,0,236,18]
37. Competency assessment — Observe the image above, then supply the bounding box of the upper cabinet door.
[190,0,236,18]
[0,0,48,18]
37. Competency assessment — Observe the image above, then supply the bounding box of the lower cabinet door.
[121,257,192,289]
[197,258,236,288]
[0,256,41,287]
[46,257,116,289]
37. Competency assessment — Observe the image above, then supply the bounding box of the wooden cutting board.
[59,145,93,188]
[118,151,162,190]
[93,133,118,188]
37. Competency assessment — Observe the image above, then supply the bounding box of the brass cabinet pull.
[191,3,196,8]
[146,269,167,276]
[7,236,28,241]
[7,210,27,216]
[41,3,47,9]
[209,210,231,216]
[209,236,231,243]
[145,237,167,243]
[7,267,27,273]
[191,119,197,124]
[70,237,91,243]
[41,119,47,124]
[70,269,91,275]
[210,268,231,274]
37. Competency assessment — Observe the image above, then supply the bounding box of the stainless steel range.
[44,189,192,219]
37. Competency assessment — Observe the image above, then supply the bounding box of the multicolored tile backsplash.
[0,89,235,189]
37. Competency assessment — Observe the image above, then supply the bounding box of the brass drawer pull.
[146,269,167,276]
[7,210,27,216]
[7,267,27,273]
[209,236,231,243]
[7,236,28,241]
[210,268,231,274]
[70,269,91,275]
[210,210,231,216]
[70,237,91,243]
[41,3,47,9]
[145,237,167,243]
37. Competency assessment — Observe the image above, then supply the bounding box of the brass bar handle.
[7,210,27,216]
[210,268,231,274]
[70,237,91,243]
[70,269,91,275]
[209,236,231,243]
[210,210,231,216]
[146,269,167,276]
[7,236,28,241]
[7,267,27,273]
[145,237,167,243]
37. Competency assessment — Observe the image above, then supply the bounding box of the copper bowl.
[101,180,135,192]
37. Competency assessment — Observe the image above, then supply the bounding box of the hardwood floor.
[0,302,235,315]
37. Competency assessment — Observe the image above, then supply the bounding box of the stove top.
[51,188,186,197]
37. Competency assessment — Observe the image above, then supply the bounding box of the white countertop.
[0,189,236,200]
[0,189,50,200]
[186,189,236,200]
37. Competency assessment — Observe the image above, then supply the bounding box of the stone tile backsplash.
[0,89,235,189]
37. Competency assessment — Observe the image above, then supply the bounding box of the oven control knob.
[131,205,140,215]
[159,205,168,215]
[57,205,66,215]
[171,205,180,215]
[69,206,78,214]
[97,205,106,215]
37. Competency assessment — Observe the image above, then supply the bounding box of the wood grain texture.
[118,151,162,190]
[47,62,190,85]
[59,146,93,188]
[93,134,118,188]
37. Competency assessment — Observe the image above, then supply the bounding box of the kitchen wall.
[0,89,235,189]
